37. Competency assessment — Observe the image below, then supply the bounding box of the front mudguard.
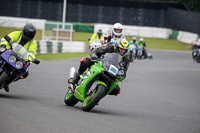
[98,80,120,98]
[98,81,107,88]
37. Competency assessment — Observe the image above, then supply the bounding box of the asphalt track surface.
[0,50,200,133]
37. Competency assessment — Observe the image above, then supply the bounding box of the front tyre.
[64,88,78,106]
[0,71,9,87]
[82,84,106,112]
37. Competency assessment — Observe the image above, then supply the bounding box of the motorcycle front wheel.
[82,84,106,112]
[0,71,9,87]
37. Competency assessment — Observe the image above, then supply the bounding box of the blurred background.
[0,0,200,56]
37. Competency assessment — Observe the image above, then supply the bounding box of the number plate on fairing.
[108,65,118,75]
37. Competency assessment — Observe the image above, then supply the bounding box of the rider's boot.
[68,72,80,85]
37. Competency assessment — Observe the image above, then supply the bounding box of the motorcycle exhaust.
[69,67,76,79]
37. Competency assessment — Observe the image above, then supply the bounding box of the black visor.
[23,31,35,40]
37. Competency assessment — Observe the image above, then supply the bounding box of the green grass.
[74,32,93,47]
[36,52,89,61]
[126,36,190,51]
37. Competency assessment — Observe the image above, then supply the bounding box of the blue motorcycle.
[0,42,40,91]
[128,44,136,62]
[192,49,200,63]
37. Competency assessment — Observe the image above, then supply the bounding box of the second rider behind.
[101,23,126,44]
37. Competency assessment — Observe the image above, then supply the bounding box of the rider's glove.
[91,54,98,61]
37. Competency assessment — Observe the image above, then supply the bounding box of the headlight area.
[15,61,23,69]
[0,47,6,53]
[9,56,17,63]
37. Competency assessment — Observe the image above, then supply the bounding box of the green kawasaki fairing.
[64,53,124,111]
[73,61,121,101]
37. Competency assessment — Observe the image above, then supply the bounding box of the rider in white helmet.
[101,23,126,45]
[113,23,123,37]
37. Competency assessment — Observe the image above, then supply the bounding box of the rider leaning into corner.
[69,37,130,96]
[0,23,37,92]
[69,23,130,96]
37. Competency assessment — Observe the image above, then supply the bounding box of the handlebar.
[32,59,40,65]
[4,35,12,46]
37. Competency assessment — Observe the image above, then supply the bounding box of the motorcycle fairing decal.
[24,63,29,66]
[8,48,11,55]
[3,54,6,58]
[108,65,118,75]
[75,89,82,97]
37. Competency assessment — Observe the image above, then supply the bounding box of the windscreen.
[101,53,122,70]
[11,43,29,61]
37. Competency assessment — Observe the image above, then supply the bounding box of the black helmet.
[22,23,36,41]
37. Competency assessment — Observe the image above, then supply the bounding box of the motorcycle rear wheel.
[82,84,106,112]
[196,55,200,63]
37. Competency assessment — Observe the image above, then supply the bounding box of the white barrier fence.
[94,24,172,39]
[94,23,199,44]
[0,16,46,30]
[177,31,199,44]
[37,40,86,54]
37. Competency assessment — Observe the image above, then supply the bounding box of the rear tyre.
[64,88,78,106]
[196,55,200,63]
[82,84,106,112]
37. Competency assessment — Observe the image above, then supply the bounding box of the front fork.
[1,61,6,68]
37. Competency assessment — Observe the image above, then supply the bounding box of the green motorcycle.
[64,53,126,112]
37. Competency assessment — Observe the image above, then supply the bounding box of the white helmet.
[113,23,123,37]
[132,36,137,41]
[140,38,144,42]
